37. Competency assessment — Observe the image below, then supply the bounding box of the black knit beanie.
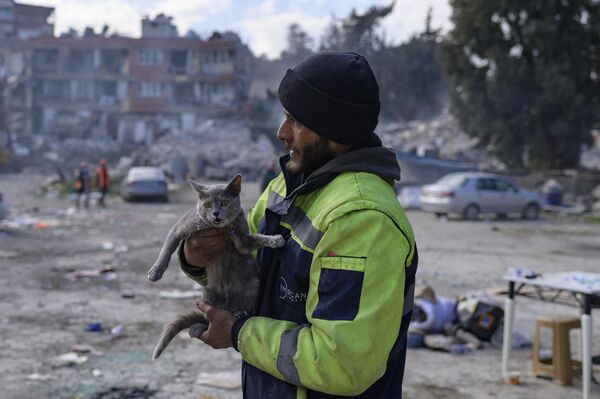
[277,52,380,146]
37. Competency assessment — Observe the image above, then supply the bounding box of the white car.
[419,172,542,220]
[120,167,169,202]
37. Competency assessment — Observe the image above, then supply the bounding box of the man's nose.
[276,119,291,141]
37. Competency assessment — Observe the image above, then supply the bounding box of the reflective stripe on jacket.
[237,169,417,399]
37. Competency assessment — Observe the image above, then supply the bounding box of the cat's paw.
[147,264,165,282]
[189,323,208,338]
[265,234,285,248]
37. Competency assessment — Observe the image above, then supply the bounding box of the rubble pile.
[377,110,499,168]
[127,118,277,181]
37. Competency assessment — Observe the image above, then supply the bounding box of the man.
[180,52,418,398]
[75,161,91,209]
[96,159,111,207]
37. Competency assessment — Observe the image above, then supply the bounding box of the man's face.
[276,111,336,175]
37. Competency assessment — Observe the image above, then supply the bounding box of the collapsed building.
[2,4,252,149]
[26,17,251,145]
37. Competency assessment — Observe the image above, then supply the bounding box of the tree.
[319,3,394,57]
[374,7,448,120]
[439,0,600,169]
[281,23,314,63]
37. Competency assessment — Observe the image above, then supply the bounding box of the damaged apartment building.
[1,0,54,148]
[3,4,252,146]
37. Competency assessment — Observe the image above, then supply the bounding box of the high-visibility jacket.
[181,139,417,399]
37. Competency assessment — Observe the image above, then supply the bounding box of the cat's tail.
[152,310,206,360]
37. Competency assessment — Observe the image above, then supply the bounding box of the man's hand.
[184,227,234,267]
[195,299,235,349]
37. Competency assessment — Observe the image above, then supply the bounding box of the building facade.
[4,9,252,145]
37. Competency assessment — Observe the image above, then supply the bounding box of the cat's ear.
[188,179,208,196]
[225,174,242,196]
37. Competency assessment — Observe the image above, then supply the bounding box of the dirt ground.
[1,173,598,399]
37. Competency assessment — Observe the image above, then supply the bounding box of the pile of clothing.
[407,286,505,354]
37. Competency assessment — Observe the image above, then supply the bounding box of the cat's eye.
[221,200,230,206]
[203,202,212,208]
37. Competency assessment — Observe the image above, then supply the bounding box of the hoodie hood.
[279,133,400,199]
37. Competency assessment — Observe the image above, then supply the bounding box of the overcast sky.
[29,0,452,58]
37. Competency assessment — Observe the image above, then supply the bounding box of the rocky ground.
[0,173,599,399]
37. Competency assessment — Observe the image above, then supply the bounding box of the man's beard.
[285,136,336,175]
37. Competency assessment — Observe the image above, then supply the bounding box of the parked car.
[120,167,169,202]
[419,172,542,220]
[0,192,6,220]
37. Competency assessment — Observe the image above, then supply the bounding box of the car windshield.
[436,174,468,188]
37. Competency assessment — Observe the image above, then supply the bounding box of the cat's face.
[188,175,242,228]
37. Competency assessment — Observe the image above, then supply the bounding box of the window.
[495,179,516,192]
[476,178,497,191]
[75,80,94,100]
[137,48,160,65]
[139,81,162,97]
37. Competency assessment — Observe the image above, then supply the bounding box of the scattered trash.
[115,245,129,253]
[107,325,125,341]
[159,290,199,299]
[449,343,473,355]
[72,344,103,356]
[53,352,88,367]
[196,370,241,389]
[90,386,157,399]
[121,291,135,299]
[92,369,103,377]
[27,373,53,381]
[85,323,104,333]
[505,371,522,385]
[66,266,115,280]
[102,242,115,250]
[102,272,118,282]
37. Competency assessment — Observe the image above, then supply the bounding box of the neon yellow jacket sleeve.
[236,209,411,396]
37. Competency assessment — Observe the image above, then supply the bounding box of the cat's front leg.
[148,226,183,282]
[233,232,285,252]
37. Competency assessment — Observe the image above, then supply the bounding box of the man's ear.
[225,174,242,196]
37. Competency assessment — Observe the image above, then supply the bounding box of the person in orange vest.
[96,159,111,207]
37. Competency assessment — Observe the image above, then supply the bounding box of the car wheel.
[463,204,480,221]
[522,203,540,220]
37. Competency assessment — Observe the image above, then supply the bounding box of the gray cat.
[148,174,284,359]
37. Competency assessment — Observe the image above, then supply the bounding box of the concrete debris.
[196,370,241,389]
[52,352,88,367]
[71,344,103,356]
[26,373,53,381]
[377,110,502,170]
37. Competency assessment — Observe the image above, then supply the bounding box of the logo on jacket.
[280,277,307,303]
